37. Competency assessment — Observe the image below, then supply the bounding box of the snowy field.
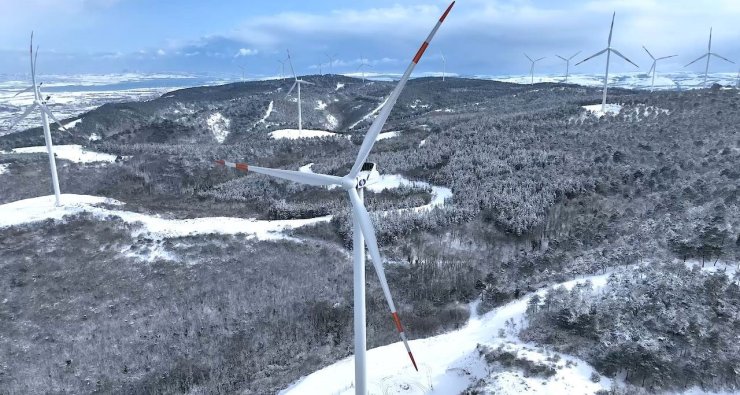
[3,144,118,163]
[269,129,342,140]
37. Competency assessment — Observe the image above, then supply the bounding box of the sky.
[0,0,738,77]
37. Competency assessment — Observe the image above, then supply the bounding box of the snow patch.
[325,114,338,130]
[315,100,327,110]
[257,101,274,125]
[419,139,426,147]
[376,131,399,141]
[270,129,339,140]
[582,104,622,117]
[8,145,117,163]
[88,133,101,141]
[0,163,9,175]
[335,83,345,91]
[365,174,451,213]
[63,119,82,129]
[0,194,331,241]
[207,112,230,143]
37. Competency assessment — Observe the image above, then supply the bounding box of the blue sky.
[0,0,738,77]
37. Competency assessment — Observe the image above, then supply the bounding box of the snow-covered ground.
[349,96,390,130]
[582,103,622,117]
[5,144,117,163]
[269,129,341,140]
[282,274,614,395]
[256,100,274,126]
[0,194,331,242]
[366,174,451,213]
[0,163,9,175]
[206,112,230,143]
[375,131,399,141]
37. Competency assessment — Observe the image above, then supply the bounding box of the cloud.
[234,48,258,58]
[157,49,166,56]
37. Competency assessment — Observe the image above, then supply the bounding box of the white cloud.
[234,48,258,58]
[157,49,166,56]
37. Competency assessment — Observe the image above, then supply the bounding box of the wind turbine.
[736,68,740,89]
[440,51,446,81]
[556,51,580,83]
[576,12,638,112]
[524,53,546,84]
[215,2,455,394]
[685,28,734,88]
[285,49,314,133]
[277,59,287,79]
[237,64,246,81]
[8,32,69,207]
[357,55,371,83]
[642,46,677,91]
[325,53,337,75]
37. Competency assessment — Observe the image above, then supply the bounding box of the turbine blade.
[711,53,735,64]
[575,48,607,66]
[642,46,655,60]
[524,53,533,62]
[684,53,708,67]
[14,85,35,97]
[286,81,297,98]
[215,160,344,187]
[607,12,615,46]
[349,1,455,178]
[657,55,678,60]
[648,62,655,76]
[8,103,38,131]
[298,80,316,85]
[535,57,546,62]
[708,27,712,51]
[556,55,567,62]
[287,49,297,79]
[611,49,639,68]
[347,188,418,371]
[569,50,581,60]
[41,105,68,132]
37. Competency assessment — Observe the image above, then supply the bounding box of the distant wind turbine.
[556,51,580,83]
[642,46,677,91]
[440,51,446,81]
[215,4,455,395]
[685,28,734,88]
[357,55,371,83]
[285,49,314,133]
[736,68,740,89]
[277,59,287,79]
[576,12,638,112]
[524,53,545,84]
[8,32,69,207]
[325,53,337,75]
[237,65,246,81]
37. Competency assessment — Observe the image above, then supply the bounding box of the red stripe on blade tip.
[215,160,225,166]
[235,163,249,172]
[408,352,418,371]
[413,42,430,64]
[439,1,455,22]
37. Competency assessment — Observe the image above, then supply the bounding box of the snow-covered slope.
[282,274,614,395]
[270,129,341,140]
[5,144,117,163]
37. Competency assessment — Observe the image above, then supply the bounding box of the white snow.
[375,131,399,141]
[62,119,82,129]
[269,129,340,140]
[419,139,426,147]
[257,101,274,125]
[88,133,101,141]
[315,100,327,110]
[282,274,613,395]
[0,163,9,175]
[365,174,451,213]
[349,96,390,130]
[582,104,622,117]
[335,83,345,91]
[7,144,117,163]
[325,113,339,129]
[207,112,230,143]
[0,194,331,241]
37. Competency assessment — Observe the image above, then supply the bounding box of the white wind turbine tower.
[685,28,734,89]
[524,53,546,84]
[556,51,580,83]
[736,68,739,89]
[357,55,371,83]
[642,46,677,92]
[237,65,246,81]
[216,3,455,394]
[576,12,638,112]
[440,51,446,81]
[8,32,69,207]
[285,49,314,133]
